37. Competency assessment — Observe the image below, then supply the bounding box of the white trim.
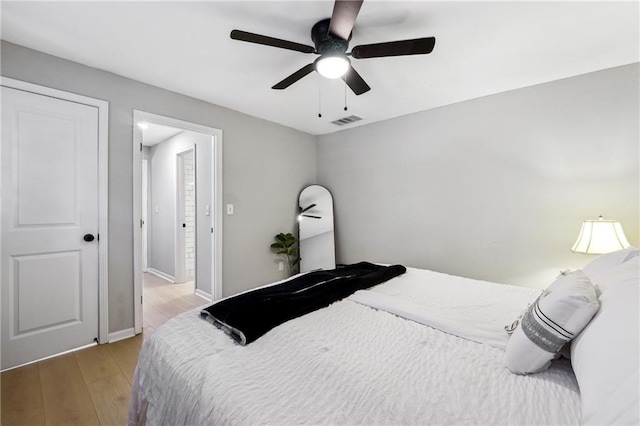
[212,132,223,301]
[195,289,212,302]
[108,328,136,343]
[142,158,149,271]
[97,93,109,345]
[133,110,223,335]
[133,116,143,334]
[147,267,176,283]
[0,77,110,346]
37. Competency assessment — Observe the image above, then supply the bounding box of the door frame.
[1,77,110,345]
[141,158,149,271]
[132,110,223,335]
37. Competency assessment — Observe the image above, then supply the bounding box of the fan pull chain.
[318,75,322,118]
[344,79,348,111]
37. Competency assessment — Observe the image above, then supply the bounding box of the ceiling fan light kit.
[316,55,350,79]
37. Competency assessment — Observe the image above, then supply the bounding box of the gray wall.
[318,64,639,289]
[0,41,317,333]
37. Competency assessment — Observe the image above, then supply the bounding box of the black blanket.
[201,262,406,345]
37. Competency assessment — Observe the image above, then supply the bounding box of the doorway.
[133,111,223,335]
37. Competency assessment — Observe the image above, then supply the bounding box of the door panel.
[16,111,78,225]
[1,86,99,370]
[14,251,82,334]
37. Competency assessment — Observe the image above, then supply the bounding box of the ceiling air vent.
[331,115,363,126]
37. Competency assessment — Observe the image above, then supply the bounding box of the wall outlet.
[278,261,284,271]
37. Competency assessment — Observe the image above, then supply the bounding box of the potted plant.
[271,232,300,276]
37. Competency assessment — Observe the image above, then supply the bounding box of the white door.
[175,150,187,284]
[1,86,100,370]
[175,148,197,284]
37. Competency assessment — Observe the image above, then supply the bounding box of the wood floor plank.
[158,292,196,312]
[142,319,153,330]
[179,292,209,307]
[142,302,169,329]
[106,335,144,385]
[142,286,170,306]
[38,353,100,426]
[154,299,185,318]
[86,373,131,426]
[156,281,194,297]
[74,345,121,385]
[1,363,45,426]
[142,325,156,340]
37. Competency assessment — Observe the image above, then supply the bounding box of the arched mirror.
[298,185,336,272]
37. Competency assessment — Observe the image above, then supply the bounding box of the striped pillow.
[505,270,599,375]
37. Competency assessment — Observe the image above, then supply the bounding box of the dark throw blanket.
[201,262,406,345]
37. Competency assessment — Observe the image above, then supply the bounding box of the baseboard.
[108,328,136,343]
[195,289,212,301]
[147,268,175,283]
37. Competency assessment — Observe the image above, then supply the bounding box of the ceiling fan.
[230,0,436,96]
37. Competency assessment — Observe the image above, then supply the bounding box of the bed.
[128,251,639,425]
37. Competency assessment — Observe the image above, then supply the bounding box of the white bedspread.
[348,267,544,350]
[129,267,581,425]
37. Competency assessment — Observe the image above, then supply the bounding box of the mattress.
[128,267,582,425]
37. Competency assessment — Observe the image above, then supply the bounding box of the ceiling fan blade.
[300,203,317,213]
[351,37,436,59]
[342,65,370,95]
[231,30,315,54]
[302,214,322,219]
[272,63,316,90]
[328,0,364,40]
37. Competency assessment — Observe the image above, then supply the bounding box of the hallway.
[142,271,208,335]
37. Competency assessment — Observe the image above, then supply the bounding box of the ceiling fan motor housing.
[312,18,350,55]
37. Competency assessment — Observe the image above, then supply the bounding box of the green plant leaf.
[272,232,300,272]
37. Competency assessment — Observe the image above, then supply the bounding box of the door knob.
[83,234,95,242]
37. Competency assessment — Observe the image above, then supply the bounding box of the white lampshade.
[571,216,631,254]
[316,55,349,79]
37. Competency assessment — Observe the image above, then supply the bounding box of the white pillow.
[505,270,599,375]
[571,257,639,425]
[582,247,639,282]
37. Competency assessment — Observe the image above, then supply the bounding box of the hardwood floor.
[1,273,206,425]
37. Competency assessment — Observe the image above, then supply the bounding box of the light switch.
[205,205,210,216]
[226,204,234,215]
[155,205,159,214]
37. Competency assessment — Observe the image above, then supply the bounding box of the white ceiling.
[140,122,183,146]
[1,1,638,136]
